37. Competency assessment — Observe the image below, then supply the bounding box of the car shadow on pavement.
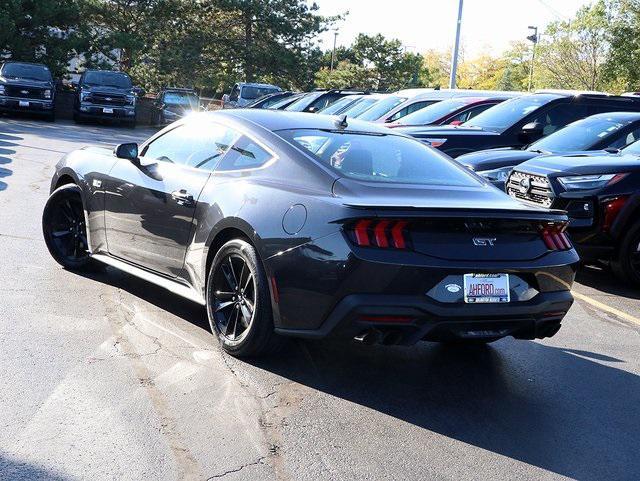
[0,453,73,481]
[0,133,16,192]
[72,266,639,481]
[576,264,640,300]
[250,338,639,481]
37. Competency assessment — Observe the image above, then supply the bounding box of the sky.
[315,0,592,58]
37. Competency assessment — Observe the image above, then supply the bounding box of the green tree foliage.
[0,0,85,78]
[605,0,640,91]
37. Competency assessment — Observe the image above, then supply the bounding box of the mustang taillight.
[539,223,572,251]
[348,219,411,249]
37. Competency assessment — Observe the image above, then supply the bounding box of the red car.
[386,96,514,128]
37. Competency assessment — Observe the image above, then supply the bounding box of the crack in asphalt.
[206,456,267,479]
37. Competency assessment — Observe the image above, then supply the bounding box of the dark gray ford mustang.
[43,110,578,357]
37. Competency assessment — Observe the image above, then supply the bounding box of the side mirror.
[114,143,139,162]
[520,122,544,141]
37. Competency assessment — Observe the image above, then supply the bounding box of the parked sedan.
[386,96,513,128]
[507,139,640,284]
[0,61,56,121]
[460,112,640,189]
[396,91,640,158]
[42,110,577,357]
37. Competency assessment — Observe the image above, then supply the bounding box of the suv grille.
[506,171,553,207]
[86,93,127,106]
[5,85,46,99]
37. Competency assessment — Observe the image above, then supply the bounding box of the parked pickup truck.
[0,61,56,121]
[73,70,137,127]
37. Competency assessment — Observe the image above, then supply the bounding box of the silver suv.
[222,82,281,108]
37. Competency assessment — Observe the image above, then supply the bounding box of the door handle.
[171,189,195,206]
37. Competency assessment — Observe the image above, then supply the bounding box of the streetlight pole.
[330,30,339,73]
[527,26,539,92]
[449,0,464,89]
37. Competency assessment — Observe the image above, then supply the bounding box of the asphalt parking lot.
[0,117,639,481]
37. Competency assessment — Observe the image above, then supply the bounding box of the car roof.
[208,108,396,134]
[84,69,129,75]
[579,111,640,121]
[238,82,280,88]
[2,61,49,68]
[394,89,522,100]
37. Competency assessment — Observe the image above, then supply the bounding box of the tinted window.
[388,100,438,122]
[310,93,342,111]
[608,125,640,149]
[465,94,559,132]
[83,71,131,89]
[2,63,52,81]
[143,122,239,171]
[342,97,381,117]
[229,85,240,101]
[529,103,589,136]
[241,85,279,100]
[285,92,323,111]
[530,115,632,152]
[215,136,274,171]
[356,95,407,120]
[277,129,480,187]
[397,98,474,125]
[317,96,360,115]
[621,138,640,155]
[269,93,305,109]
[163,92,199,107]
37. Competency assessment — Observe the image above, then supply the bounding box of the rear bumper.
[0,97,54,113]
[275,290,573,344]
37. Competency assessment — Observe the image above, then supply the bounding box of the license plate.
[463,274,510,303]
[103,108,114,114]
[19,101,29,107]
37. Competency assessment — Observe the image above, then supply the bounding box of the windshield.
[285,91,324,111]
[356,95,407,121]
[530,116,630,153]
[164,92,198,106]
[343,97,383,117]
[317,96,360,115]
[1,63,51,81]
[83,71,132,89]
[241,85,279,100]
[464,94,558,132]
[396,98,475,125]
[268,93,303,109]
[276,128,481,187]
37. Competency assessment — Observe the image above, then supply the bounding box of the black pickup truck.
[0,61,56,121]
[73,70,137,127]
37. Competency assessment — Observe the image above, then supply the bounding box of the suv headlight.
[44,89,52,99]
[80,91,90,102]
[557,173,628,191]
[476,166,513,183]
[0,85,5,95]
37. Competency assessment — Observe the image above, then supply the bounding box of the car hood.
[332,177,556,215]
[516,152,640,177]
[393,124,499,138]
[0,77,53,88]
[457,148,542,171]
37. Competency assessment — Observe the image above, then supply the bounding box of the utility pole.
[330,30,339,72]
[449,0,464,89]
[527,26,539,91]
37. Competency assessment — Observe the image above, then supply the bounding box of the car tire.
[42,184,95,271]
[612,220,640,285]
[206,239,283,358]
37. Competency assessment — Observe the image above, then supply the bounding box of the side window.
[215,135,274,171]
[229,85,240,101]
[608,126,640,149]
[460,103,495,122]
[389,101,435,121]
[530,103,589,136]
[142,122,239,171]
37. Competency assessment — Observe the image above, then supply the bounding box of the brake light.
[539,223,572,251]
[348,219,410,249]
[602,196,629,232]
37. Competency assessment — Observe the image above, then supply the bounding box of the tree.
[605,0,640,91]
[0,0,85,78]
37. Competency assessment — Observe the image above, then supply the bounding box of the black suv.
[152,87,200,125]
[459,112,640,189]
[507,141,640,284]
[0,61,56,121]
[73,70,137,127]
[284,89,367,113]
[396,91,640,158]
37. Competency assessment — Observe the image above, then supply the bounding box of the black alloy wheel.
[206,239,283,357]
[42,184,92,270]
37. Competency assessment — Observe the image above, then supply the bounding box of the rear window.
[356,95,407,120]
[397,98,476,125]
[530,115,631,152]
[1,63,51,81]
[83,71,132,89]
[277,129,480,187]
[285,92,323,112]
[241,85,279,100]
[464,94,558,132]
